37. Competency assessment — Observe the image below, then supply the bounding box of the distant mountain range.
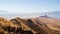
[0,10,60,18]
[43,11,60,18]
[45,11,60,15]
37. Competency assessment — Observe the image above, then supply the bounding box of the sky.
[0,0,60,18]
[0,0,60,13]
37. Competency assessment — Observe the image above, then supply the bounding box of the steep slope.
[10,17,53,34]
[36,16,60,30]
[0,17,21,34]
[32,16,60,34]
[0,16,60,34]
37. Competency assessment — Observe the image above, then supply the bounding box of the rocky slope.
[0,16,60,34]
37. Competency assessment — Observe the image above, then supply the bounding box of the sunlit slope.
[0,16,60,34]
[10,17,54,34]
[34,16,60,30]
[0,17,20,34]
[0,18,19,27]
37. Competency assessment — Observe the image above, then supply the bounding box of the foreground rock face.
[0,17,60,34]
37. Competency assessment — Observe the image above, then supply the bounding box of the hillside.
[0,16,60,34]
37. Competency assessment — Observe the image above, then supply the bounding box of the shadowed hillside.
[0,16,60,34]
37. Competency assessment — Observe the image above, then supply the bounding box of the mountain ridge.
[0,16,60,34]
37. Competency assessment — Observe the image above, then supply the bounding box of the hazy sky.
[0,0,60,13]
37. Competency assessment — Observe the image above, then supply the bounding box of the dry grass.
[0,16,60,34]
